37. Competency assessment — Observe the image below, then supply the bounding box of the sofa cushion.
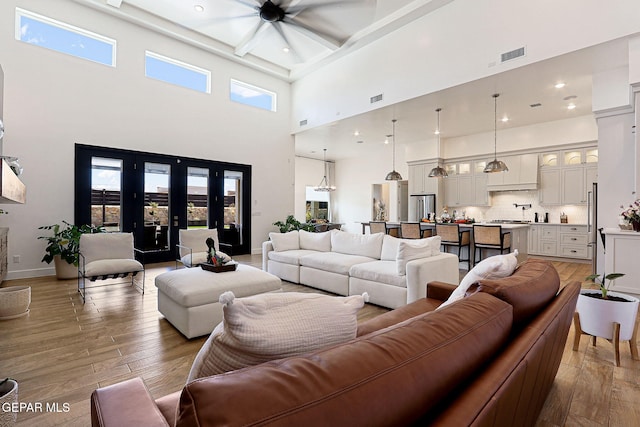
[269,231,299,252]
[299,229,332,252]
[471,258,560,327]
[438,251,518,310]
[299,252,375,275]
[381,235,401,261]
[331,231,384,259]
[186,291,367,382]
[267,249,318,266]
[396,236,441,275]
[349,260,407,288]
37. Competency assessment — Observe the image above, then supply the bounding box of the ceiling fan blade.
[282,16,341,49]
[234,0,262,9]
[286,0,368,15]
[272,22,303,63]
[235,20,269,57]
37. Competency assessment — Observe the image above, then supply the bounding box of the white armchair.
[78,232,145,302]
[176,229,220,268]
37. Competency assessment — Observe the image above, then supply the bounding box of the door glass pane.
[144,162,170,250]
[223,171,242,246]
[91,157,122,231]
[187,167,209,229]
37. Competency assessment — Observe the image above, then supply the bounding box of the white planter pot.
[0,286,31,320]
[0,379,18,426]
[576,290,640,341]
[53,255,77,280]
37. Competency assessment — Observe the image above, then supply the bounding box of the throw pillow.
[438,250,519,309]
[299,229,332,252]
[396,236,441,275]
[187,291,369,382]
[330,231,384,259]
[268,231,300,252]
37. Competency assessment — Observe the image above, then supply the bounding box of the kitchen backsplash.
[447,191,588,224]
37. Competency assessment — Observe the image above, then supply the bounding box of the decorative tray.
[200,262,237,273]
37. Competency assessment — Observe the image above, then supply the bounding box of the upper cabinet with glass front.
[540,147,597,167]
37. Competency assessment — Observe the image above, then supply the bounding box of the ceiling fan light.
[428,166,448,178]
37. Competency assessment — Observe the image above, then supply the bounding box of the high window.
[15,8,116,67]
[145,51,211,94]
[230,79,277,112]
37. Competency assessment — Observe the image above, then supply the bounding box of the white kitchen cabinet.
[474,174,488,206]
[539,169,561,205]
[486,154,538,191]
[562,167,585,204]
[528,224,590,260]
[528,225,540,254]
[408,163,440,195]
[443,163,488,207]
[558,225,589,259]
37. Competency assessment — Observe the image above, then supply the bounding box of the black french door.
[75,144,252,262]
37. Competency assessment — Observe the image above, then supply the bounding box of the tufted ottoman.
[155,264,282,338]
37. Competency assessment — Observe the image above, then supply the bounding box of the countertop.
[602,227,640,236]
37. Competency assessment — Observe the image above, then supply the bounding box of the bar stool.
[400,222,422,239]
[435,223,470,269]
[472,224,511,265]
[369,221,387,234]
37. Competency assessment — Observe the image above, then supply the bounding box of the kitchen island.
[361,221,529,269]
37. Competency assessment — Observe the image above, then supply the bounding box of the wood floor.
[0,256,637,426]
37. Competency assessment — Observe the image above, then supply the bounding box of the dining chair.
[435,223,471,269]
[400,222,422,239]
[369,221,387,235]
[472,224,511,265]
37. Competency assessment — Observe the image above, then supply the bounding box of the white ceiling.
[87,0,631,161]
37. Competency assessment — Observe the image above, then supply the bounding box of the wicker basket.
[0,286,31,320]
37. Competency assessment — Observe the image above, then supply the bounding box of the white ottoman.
[155,264,282,338]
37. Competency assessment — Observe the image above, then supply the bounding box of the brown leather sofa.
[91,259,580,427]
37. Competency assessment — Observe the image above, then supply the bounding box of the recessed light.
[434,130,440,135]
[384,135,391,145]
[194,5,204,12]
[501,116,509,122]
[555,82,566,89]
[282,47,290,53]
[354,130,360,136]
[567,103,576,110]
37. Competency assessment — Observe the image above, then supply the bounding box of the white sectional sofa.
[262,229,459,309]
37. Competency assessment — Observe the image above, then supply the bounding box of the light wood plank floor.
[0,256,637,426]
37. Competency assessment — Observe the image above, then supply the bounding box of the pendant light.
[428,108,448,178]
[314,148,336,192]
[385,119,403,181]
[483,93,509,173]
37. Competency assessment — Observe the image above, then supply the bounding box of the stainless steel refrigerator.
[409,194,436,222]
[587,182,598,274]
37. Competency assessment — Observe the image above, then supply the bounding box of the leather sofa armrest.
[427,281,458,301]
[91,378,169,427]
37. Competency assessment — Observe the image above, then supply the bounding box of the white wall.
[0,0,293,278]
[292,0,640,133]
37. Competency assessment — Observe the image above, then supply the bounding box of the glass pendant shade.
[314,148,336,192]
[484,93,508,173]
[385,119,403,181]
[428,108,448,178]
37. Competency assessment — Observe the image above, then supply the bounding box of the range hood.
[486,154,538,192]
[0,158,26,204]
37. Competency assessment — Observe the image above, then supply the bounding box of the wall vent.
[501,47,525,63]
[370,93,383,104]
[299,119,308,126]
[530,103,542,108]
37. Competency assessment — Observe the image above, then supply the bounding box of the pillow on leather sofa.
[470,258,560,327]
[438,250,518,309]
[396,236,441,275]
[268,230,299,252]
[187,291,368,382]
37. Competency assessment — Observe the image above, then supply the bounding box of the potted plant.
[0,377,18,426]
[620,199,640,231]
[273,215,315,233]
[38,221,105,279]
[575,272,639,365]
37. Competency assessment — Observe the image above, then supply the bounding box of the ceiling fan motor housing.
[260,1,285,22]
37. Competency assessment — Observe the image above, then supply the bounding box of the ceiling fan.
[227,0,372,62]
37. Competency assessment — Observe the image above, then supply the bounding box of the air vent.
[501,47,525,63]
[299,119,308,126]
[530,103,542,108]
[370,94,383,104]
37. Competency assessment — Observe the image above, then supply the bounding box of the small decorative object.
[0,378,18,426]
[201,237,237,272]
[0,286,31,320]
[560,212,568,223]
[201,262,237,273]
[620,199,640,232]
[0,156,22,176]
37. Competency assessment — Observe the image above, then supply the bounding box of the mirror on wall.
[305,186,330,222]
